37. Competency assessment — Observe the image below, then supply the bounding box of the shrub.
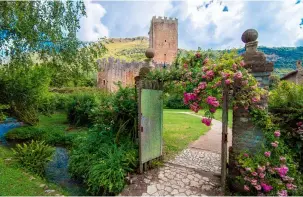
[0,104,9,121]
[269,81,303,110]
[91,85,138,140]
[67,93,102,126]
[269,81,303,172]
[164,94,187,109]
[69,126,138,195]
[48,93,74,112]
[5,127,44,141]
[0,66,52,125]
[12,140,55,176]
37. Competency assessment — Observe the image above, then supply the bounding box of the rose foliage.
[149,50,265,126]
[235,109,303,196]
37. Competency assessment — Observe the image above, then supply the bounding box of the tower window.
[103,80,106,85]
[165,40,166,42]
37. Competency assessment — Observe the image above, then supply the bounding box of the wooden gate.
[137,80,163,173]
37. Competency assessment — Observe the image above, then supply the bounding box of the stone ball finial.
[241,29,258,43]
[145,48,155,59]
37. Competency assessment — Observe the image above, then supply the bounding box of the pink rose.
[201,117,212,126]
[183,63,188,69]
[257,166,265,173]
[244,185,250,191]
[254,185,262,191]
[250,179,257,186]
[234,71,243,79]
[280,156,286,163]
[225,79,231,85]
[243,153,249,157]
[274,130,281,137]
[206,96,220,107]
[196,53,201,58]
[276,165,288,177]
[259,173,265,179]
[271,141,279,148]
[190,102,200,113]
[203,58,209,65]
[206,70,214,79]
[264,151,271,157]
[209,108,216,113]
[198,82,207,90]
[240,60,245,67]
[251,172,258,176]
[286,183,297,190]
[297,122,303,127]
[245,167,251,172]
[261,183,273,193]
[277,190,288,196]
[252,97,260,103]
[233,63,237,70]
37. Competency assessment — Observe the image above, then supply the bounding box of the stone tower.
[148,16,178,65]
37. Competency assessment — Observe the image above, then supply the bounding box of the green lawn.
[163,109,210,158]
[196,109,233,128]
[0,146,68,196]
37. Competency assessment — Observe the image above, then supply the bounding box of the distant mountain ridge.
[239,46,303,69]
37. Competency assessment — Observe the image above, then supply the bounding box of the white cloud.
[99,1,174,38]
[177,0,303,49]
[77,0,109,42]
[77,0,303,49]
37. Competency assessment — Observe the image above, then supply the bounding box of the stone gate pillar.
[229,29,273,190]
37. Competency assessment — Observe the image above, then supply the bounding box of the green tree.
[0,1,106,86]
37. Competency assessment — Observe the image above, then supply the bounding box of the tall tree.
[0,1,106,86]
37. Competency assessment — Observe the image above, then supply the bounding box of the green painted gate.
[137,80,163,172]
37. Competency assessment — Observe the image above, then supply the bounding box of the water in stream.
[0,119,87,196]
[45,147,88,195]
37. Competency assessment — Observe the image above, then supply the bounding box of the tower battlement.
[152,16,178,23]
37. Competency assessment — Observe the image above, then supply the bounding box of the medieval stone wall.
[97,57,157,92]
[149,16,178,65]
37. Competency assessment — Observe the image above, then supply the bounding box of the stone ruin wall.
[97,57,156,92]
[149,16,178,65]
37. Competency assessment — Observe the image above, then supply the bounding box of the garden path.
[120,113,231,196]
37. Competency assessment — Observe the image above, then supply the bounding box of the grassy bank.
[0,146,68,196]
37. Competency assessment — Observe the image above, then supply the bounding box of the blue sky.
[77,0,303,50]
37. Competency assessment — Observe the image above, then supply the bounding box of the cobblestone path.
[120,113,230,196]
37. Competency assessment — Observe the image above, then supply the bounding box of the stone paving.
[120,113,229,196]
[121,163,221,196]
[169,148,221,174]
[142,164,220,196]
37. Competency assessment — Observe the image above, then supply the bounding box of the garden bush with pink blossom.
[234,109,303,196]
[180,50,265,126]
[269,81,303,172]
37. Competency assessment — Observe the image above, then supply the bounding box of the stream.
[0,119,87,196]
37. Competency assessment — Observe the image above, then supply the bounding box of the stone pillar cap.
[145,48,155,59]
[242,29,258,43]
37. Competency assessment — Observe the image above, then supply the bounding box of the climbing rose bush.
[237,129,299,196]
[182,51,265,126]
[235,109,303,196]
